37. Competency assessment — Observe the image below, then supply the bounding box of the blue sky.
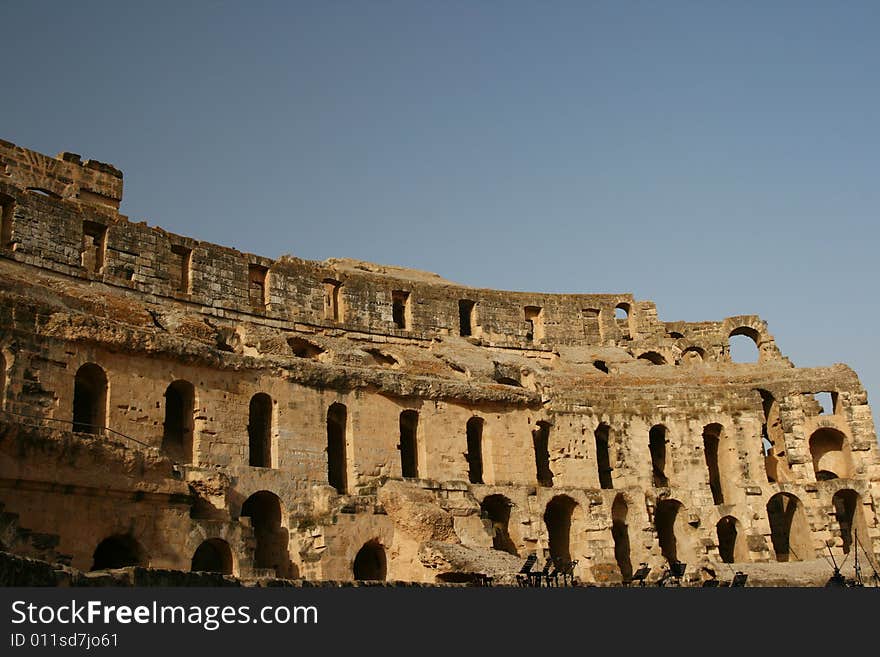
[4,2,879,426]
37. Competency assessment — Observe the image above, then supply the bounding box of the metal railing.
[0,408,156,452]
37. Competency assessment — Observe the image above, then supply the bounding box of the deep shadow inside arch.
[241,491,293,578]
[611,494,632,580]
[91,534,145,571]
[191,538,233,574]
[481,494,517,555]
[353,540,386,581]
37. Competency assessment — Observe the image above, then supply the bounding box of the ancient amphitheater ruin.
[1,139,878,586]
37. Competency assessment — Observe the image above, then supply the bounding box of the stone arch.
[241,491,293,577]
[73,363,107,435]
[544,495,579,562]
[327,402,348,493]
[638,351,666,365]
[481,494,517,556]
[595,423,613,489]
[729,326,760,363]
[716,516,747,564]
[248,393,273,468]
[832,489,869,556]
[680,346,705,365]
[466,416,484,484]
[91,534,146,570]
[191,538,234,575]
[611,493,632,581]
[654,499,694,565]
[758,389,792,483]
[399,409,419,478]
[353,540,387,581]
[809,428,852,480]
[649,424,669,487]
[766,493,813,562]
[162,380,195,462]
[703,423,734,505]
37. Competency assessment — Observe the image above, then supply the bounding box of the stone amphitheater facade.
[0,139,878,586]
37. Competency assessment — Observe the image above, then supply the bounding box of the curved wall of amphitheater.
[1,139,878,585]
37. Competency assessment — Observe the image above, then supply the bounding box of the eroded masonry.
[1,139,878,586]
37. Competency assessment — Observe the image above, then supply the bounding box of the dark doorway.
[241,491,292,577]
[703,424,723,504]
[248,393,272,468]
[595,424,613,489]
[458,299,475,336]
[399,410,419,478]
[466,417,484,484]
[481,494,517,555]
[649,425,668,487]
[532,421,553,487]
[91,534,145,570]
[191,539,233,574]
[716,516,739,564]
[832,489,863,555]
[353,540,387,581]
[163,380,195,462]
[611,494,633,581]
[767,493,812,562]
[73,363,107,435]
[327,403,347,493]
[654,499,683,564]
[544,495,577,562]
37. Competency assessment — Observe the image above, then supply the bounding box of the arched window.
[611,494,632,581]
[163,380,195,462]
[0,193,14,248]
[766,493,813,562]
[248,393,273,468]
[649,425,668,487]
[241,491,292,577]
[654,499,690,565]
[191,538,234,574]
[458,299,476,336]
[615,303,631,339]
[544,495,578,563]
[466,417,484,484]
[532,421,553,487]
[716,516,745,564]
[353,540,387,581]
[809,428,851,480]
[729,327,760,363]
[595,424,613,489]
[327,403,348,494]
[481,494,517,555]
[832,489,868,555]
[399,410,419,478]
[73,363,107,435]
[91,534,146,570]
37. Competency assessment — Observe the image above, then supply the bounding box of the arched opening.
[91,534,145,570]
[832,489,868,555]
[248,393,273,468]
[191,538,234,574]
[615,303,631,339]
[241,491,292,577]
[729,327,760,363]
[767,493,813,562]
[638,351,666,365]
[162,380,194,462]
[459,299,476,337]
[544,495,577,562]
[703,424,723,505]
[611,494,632,581]
[809,428,851,481]
[680,347,704,365]
[466,417,484,484]
[323,279,343,322]
[73,363,107,435]
[481,494,517,555]
[595,424,613,489]
[353,540,386,581]
[0,193,14,247]
[716,516,743,564]
[399,410,419,478]
[649,425,668,487]
[327,403,348,494]
[532,421,553,487]
[654,499,687,565]
[758,389,791,483]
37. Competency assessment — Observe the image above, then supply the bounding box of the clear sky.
[4,2,879,427]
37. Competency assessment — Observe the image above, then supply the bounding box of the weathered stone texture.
[0,139,878,586]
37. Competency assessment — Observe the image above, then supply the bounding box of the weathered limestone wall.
[1,138,879,586]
